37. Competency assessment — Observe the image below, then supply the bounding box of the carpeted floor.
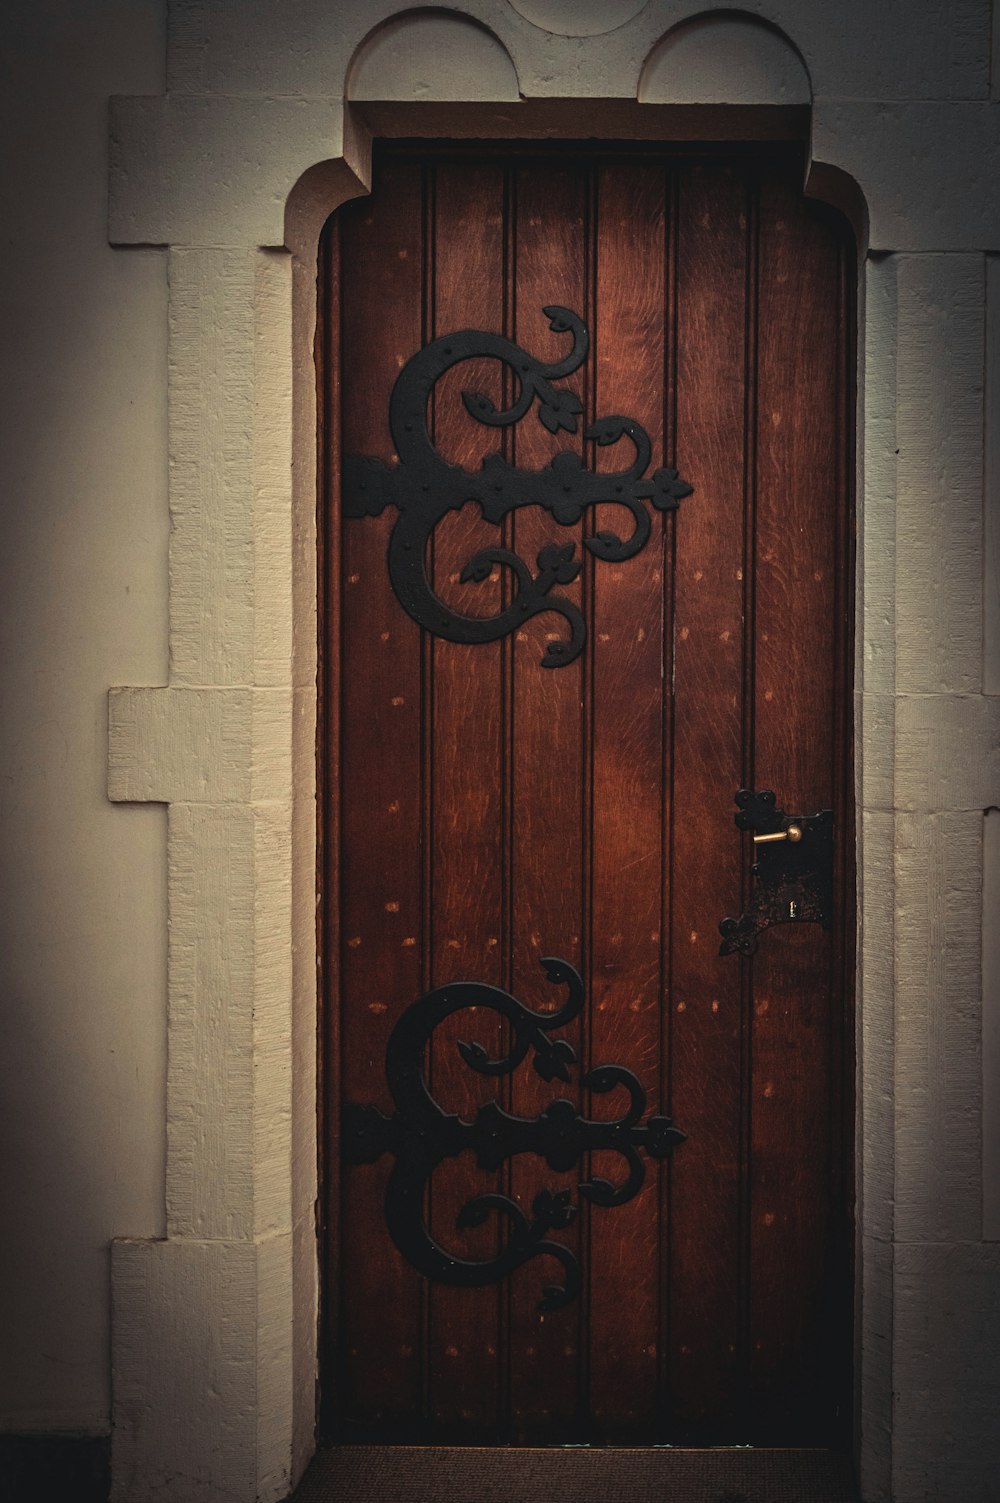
[290,1446,859,1502]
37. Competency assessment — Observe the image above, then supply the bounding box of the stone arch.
[507,0,648,36]
[347,8,520,101]
[638,10,811,106]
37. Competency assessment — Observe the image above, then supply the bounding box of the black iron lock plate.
[342,305,692,667]
[719,789,834,956]
[341,957,685,1311]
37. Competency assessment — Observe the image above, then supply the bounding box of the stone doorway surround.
[104,4,1000,1501]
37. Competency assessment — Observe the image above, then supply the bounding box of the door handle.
[752,825,802,845]
[719,789,833,956]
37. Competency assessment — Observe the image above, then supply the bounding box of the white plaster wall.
[0,0,168,1434]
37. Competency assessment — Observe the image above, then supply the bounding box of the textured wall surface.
[0,0,168,1436]
[3,1,999,1501]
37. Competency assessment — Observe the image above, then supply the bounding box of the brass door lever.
[753,824,802,844]
[720,791,833,955]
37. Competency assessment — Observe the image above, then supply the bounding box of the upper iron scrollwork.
[342,306,693,667]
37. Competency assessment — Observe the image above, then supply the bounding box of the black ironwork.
[719,789,834,956]
[342,306,693,667]
[341,956,686,1310]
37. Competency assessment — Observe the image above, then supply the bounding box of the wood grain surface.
[322,146,855,1446]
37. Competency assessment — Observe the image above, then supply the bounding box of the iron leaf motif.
[341,957,686,1311]
[342,306,693,667]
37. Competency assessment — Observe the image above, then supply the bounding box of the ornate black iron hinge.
[719,789,834,956]
[341,957,685,1311]
[342,306,693,667]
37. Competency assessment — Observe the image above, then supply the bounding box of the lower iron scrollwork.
[341,957,686,1311]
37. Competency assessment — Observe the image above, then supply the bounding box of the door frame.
[112,76,939,1503]
[106,4,1000,1496]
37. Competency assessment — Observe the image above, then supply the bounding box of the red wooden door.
[321,145,854,1447]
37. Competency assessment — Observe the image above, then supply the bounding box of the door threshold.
[290,1444,858,1502]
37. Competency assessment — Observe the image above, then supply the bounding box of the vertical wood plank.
[750,177,841,1440]
[830,223,857,1435]
[587,163,668,1440]
[667,161,752,1439]
[507,160,589,1442]
[426,160,507,1437]
[319,211,342,1440]
[335,162,425,1433]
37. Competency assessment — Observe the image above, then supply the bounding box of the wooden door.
[320,145,855,1447]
